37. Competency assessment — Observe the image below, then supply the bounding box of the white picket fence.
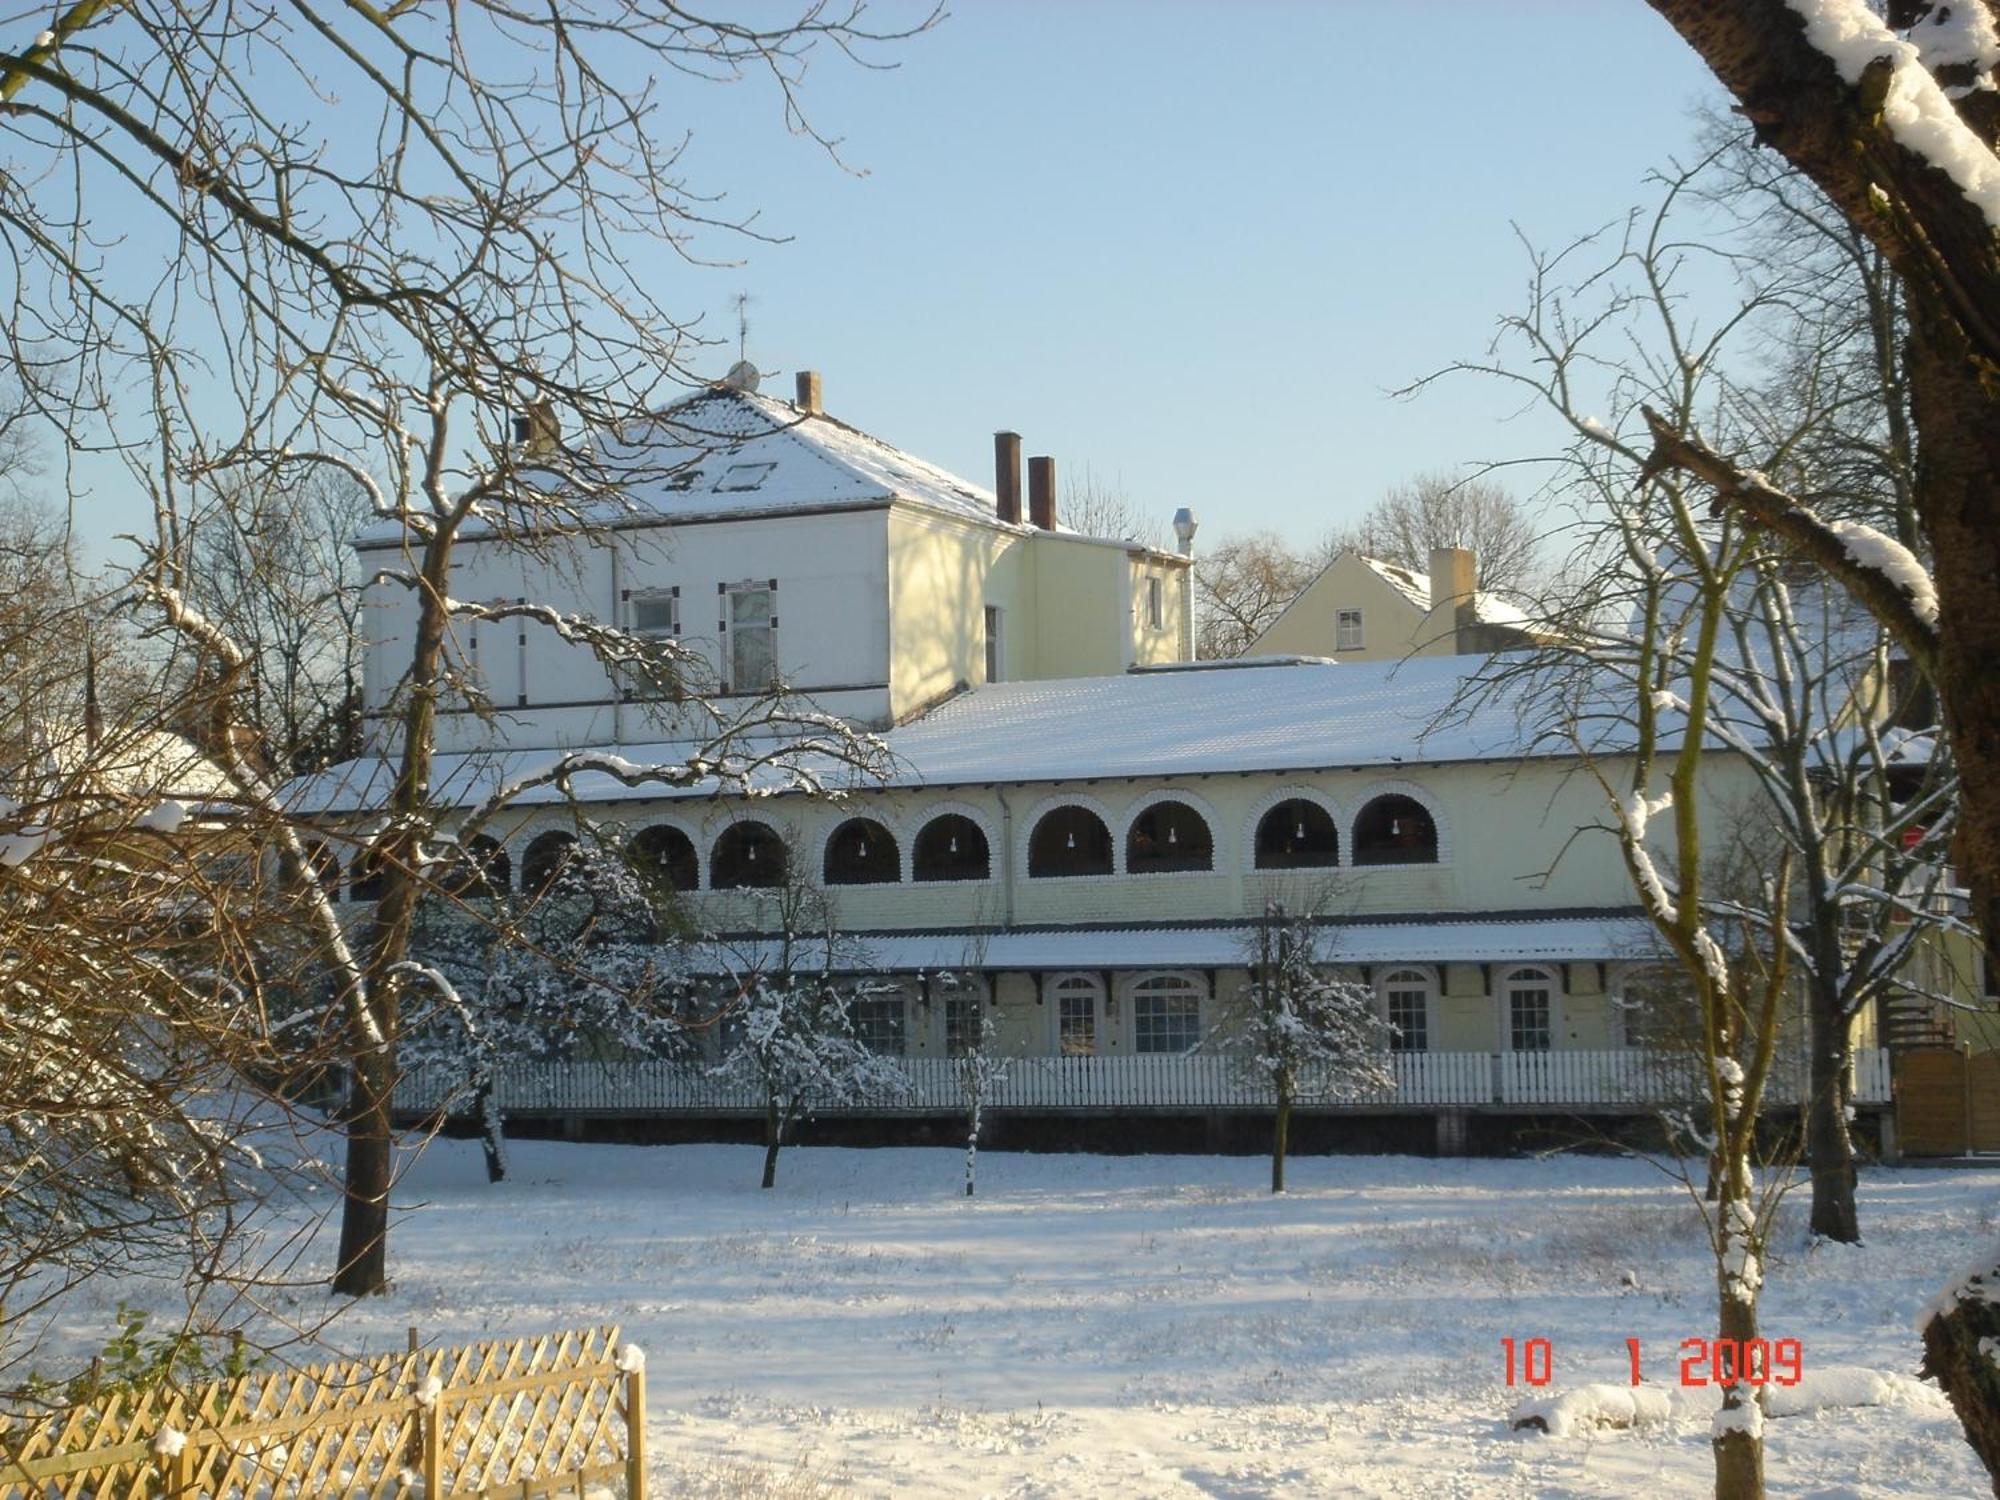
[397,1047,1892,1117]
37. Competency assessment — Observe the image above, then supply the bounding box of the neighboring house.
[356,370,1195,751]
[1248,548,1542,663]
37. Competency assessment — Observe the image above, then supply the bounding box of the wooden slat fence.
[0,1326,645,1499]
[398,1047,1893,1118]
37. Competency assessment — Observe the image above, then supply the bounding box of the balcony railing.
[395,1047,1892,1118]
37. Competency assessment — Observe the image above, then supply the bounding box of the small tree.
[706,875,907,1189]
[1217,902,1392,1194]
[940,970,1008,1198]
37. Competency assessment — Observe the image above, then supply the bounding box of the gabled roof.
[358,384,1166,549]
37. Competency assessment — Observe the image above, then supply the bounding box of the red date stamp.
[1501,1337,1803,1388]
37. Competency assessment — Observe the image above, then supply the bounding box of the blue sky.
[637,1,1729,552]
[56,2,1730,561]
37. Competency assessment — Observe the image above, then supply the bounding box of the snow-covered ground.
[77,1142,2000,1496]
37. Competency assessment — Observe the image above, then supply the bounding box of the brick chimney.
[1028,455,1057,530]
[994,431,1022,525]
[1428,546,1477,611]
[794,369,823,415]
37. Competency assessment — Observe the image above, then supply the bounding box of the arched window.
[1254,799,1340,869]
[1131,973,1204,1054]
[349,844,388,902]
[1379,967,1434,1053]
[1050,973,1103,1056]
[911,814,989,883]
[629,824,698,893]
[711,821,786,889]
[1352,794,1438,866]
[823,817,900,885]
[299,839,341,900]
[1028,806,1113,878]
[522,830,580,899]
[433,834,510,899]
[1126,800,1213,874]
[1503,966,1557,1052]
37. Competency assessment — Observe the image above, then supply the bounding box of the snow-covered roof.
[693,912,1663,973]
[284,654,1660,815]
[1359,555,1431,609]
[355,384,1175,555]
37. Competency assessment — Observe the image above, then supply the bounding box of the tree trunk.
[1923,1258,2000,1492]
[761,1098,782,1190]
[1713,1262,1766,1500]
[1805,995,1859,1243]
[332,1050,394,1296]
[1272,1077,1291,1195]
[965,1096,981,1198]
[477,1079,507,1185]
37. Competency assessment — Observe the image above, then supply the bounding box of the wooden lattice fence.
[0,1325,645,1498]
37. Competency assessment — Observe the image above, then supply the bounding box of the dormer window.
[662,467,704,492]
[715,462,777,493]
[1336,608,1364,652]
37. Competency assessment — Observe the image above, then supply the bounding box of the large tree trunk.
[1923,1256,2000,1492]
[332,1050,395,1296]
[1805,995,1859,1243]
[477,1078,507,1185]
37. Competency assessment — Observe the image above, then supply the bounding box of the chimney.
[1428,546,1477,612]
[794,369,823,415]
[994,431,1022,525]
[1028,455,1057,530]
[510,399,559,459]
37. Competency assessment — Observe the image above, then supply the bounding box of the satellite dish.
[721,359,761,393]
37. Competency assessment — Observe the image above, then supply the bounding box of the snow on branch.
[1636,406,1940,671]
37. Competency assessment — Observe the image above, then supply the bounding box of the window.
[1147,576,1164,631]
[724,582,777,692]
[715,461,778,492]
[1352,794,1438,866]
[850,993,907,1055]
[629,589,678,638]
[1380,968,1433,1053]
[1615,964,1693,1050]
[1504,966,1556,1052]
[984,605,1003,683]
[944,994,983,1058]
[1028,806,1114,877]
[912,814,990,882]
[1053,975,1101,1055]
[349,845,388,902]
[1254,799,1340,869]
[823,817,900,885]
[628,824,698,892]
[1336,608,1364,652]
[521,830,578,898]
[1132,973,1203,1054]
[710,820,785,889]
[1125,800,1213,874]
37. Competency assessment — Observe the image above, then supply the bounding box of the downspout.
[609,539,624,744]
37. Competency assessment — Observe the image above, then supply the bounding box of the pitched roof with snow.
[358,384,1146,548]
[284,653,1660,815]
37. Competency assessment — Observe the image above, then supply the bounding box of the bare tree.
[1323,473,1544,595]
[1192,531,1323,659]
[0,2,928,1296]
[1060,463,1162,547]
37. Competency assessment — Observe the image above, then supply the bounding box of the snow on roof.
[355,384,1172,553]
[1358,555,1431,609]
[284,653,1653,815]
[692,913,1663,973]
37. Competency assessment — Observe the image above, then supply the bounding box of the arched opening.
[1027,806,1113,878]
[435,834,509,899]
[521,830,579,898]
[911,814,989,882]
[1126,800,1213,874]
[711,821,786,889]
[468,835,510,897]
[823,817,900,885]
[1254,799,1340,869]
[1050,973,1103,1056]
[1379,967,1434,1053]
[629,824,698,893]
[1503,965,1557,1052]
[1131,972,1204,1054]
[1352,794,1438,866]
[349,844,388,902]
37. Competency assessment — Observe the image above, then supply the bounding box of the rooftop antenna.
[733,291,752,363]
[720,291,762,392]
